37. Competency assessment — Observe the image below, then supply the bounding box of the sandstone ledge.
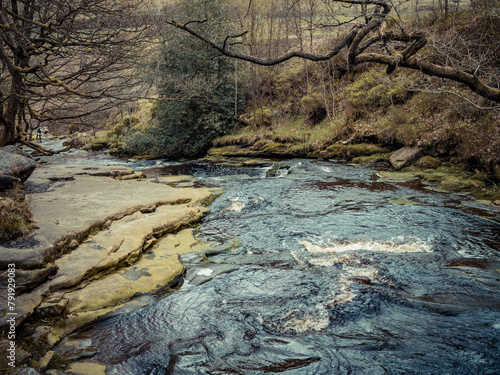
[0,163,220,338]
[0,164,217,268]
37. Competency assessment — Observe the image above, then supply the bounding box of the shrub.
[455,115,500,171]
[344,71,407,110]
[376,106,414,145]
[300,91,327,124]
[123,1,247,158]
[240,106,274,127]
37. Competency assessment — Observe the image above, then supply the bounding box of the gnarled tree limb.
[166,0,500,104]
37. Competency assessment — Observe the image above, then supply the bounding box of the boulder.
[0,148,37,185]
[389,147,423,170]
[266,162,294,177]
[0,145,32,159]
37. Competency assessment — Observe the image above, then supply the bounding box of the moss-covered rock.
[320,143,389,160]
[352,152,392,164]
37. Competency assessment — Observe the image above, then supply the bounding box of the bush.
[240,106,274,127]
[344,71,407,110]
[455,115,500,171]
[300,91,327,124]
[376,106,414,145]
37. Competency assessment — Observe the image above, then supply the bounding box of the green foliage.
[300,91,327,124]
[123,0,247,158]
[111,115,139,137]
[415,156,442,169]
[344,71,407,110]
[376,106,415,145]
[321,143,389,160]
[240,106,274,127]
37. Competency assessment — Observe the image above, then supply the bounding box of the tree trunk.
[0,75,22,145]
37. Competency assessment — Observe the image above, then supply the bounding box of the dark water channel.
[55,156,500,374]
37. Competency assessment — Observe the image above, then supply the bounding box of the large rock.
[415,155,441,169]
[1,145,32,159]
[0,147,37,186]
[389,147,423,170]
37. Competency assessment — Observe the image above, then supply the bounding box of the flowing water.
[53,157,500,374]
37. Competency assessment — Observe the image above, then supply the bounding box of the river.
[46,152,499,374]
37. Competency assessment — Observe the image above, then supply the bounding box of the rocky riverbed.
[0,161,221,374]
[1,142,499,374]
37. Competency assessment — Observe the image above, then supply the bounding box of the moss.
[415,156,442,169]
[353,152,392,164]
[261,142,287,153]
[208,146,260,157]
[376,171,420,183]
[321,143,388,160]
[43,255,55,264]
[437,177,472,192]
[46,353,71,372]
[344,70,408,110]
[88,141,108,151]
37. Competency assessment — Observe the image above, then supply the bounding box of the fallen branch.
[19,139,73,156]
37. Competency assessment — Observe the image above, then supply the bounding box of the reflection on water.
[56,159,500,374]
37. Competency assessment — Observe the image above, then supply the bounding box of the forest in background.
[1,0,499,172]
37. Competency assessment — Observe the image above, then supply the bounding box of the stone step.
[48,204,209,292]
[47,228,213,344]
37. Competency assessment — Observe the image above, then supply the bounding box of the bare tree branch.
[166,0,500,104]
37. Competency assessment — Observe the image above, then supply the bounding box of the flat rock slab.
[0,163,217,268]
[47,229,213,344]
[49,204,209,291]
[62,228,204,314]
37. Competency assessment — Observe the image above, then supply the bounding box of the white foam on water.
[290,251,305,266]
[299,239,433,254]
[330,275,356,306]
[308,255,352,267]
[277,304,330,333]
[493,323,500,329]
[224,200,246,212]
[345,265,379,279]
[197,268,214,276]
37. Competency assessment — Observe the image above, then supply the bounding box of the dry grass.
[0,185,34,243]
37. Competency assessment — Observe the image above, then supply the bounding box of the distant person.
[36,127,42,142]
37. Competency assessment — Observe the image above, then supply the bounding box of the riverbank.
[207,133,500,206]
[0,162,221,374]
